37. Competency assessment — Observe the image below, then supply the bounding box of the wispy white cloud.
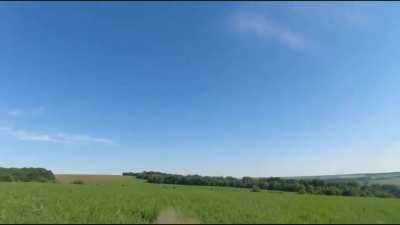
[0,127,116,146]
[8,109,23,117]
[231,3,371,50]
[288,3,369,27]
[233,12,306,50]
[7,107,45,117]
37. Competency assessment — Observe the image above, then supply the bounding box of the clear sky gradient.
[1,2,399,177]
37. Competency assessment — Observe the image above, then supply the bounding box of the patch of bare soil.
[155,207,200,224]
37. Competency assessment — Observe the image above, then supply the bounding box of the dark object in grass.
[71,180,84,185]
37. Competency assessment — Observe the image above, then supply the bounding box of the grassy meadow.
[0,175,399,224]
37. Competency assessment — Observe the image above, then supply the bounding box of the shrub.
[251,185,260,192]
[71,180,85,185]
[298,185,307,194]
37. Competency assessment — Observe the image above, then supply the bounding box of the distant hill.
[289,172,400,186]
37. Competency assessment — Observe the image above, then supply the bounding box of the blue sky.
[1,2,400,177]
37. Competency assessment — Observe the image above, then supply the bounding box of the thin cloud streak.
[8,109,23,117]
[233,12,306,50]
[7,107,46,117]
[288,3,369,27]
[0,127,117,146]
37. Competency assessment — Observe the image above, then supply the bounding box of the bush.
[251,185,260,192]
[0,173,13,182]
[71,180,84,185]
[298,185,307,194]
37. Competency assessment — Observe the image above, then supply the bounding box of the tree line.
[0,167,55,182]
[123,171,400,199]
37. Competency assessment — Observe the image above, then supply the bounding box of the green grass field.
[0,175,399,224]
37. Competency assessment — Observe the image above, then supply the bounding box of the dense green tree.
[306,184,315,194]
[0,167,55,183]
[298,184,306,194]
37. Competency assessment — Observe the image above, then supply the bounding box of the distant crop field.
[291,172,400,187]
[371,177,400,186]
[56,174,132,184]
[1,176,400,224]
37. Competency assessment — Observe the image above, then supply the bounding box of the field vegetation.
[1,175,400,224]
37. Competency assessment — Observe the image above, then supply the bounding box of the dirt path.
[155,207,200,224]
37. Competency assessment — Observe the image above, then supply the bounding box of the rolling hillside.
[290,172,400,186]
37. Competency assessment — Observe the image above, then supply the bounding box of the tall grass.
[0,177,399,224]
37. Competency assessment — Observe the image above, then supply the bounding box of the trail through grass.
[155,207,200,224]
